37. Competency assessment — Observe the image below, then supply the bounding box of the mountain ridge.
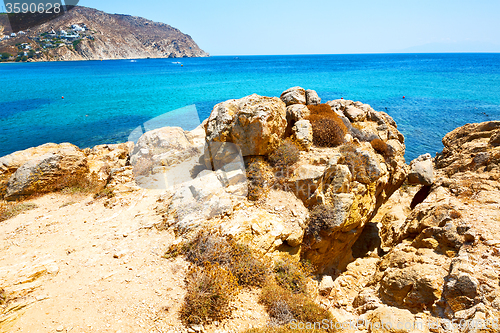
[0,7,209,61]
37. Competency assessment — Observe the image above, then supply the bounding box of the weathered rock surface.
[159,92,409,272]
[408,153,434,186]
[84,142,133,185]
[205,94,287,157]
[335,121,500,331]
[1,143,80,196]
[4,145,88,200]
[299,99,409,273]
[286,104,311,124]
[280,86,307,106]
[0,141,137,201]
[291,119,313,151]
[306,89,321,105]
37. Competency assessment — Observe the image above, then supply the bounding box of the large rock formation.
[156,88,409,274]
[3,89,500,332]
[205,94,287,157]
[0,142,134,201]
[299,99,409,273]
[1,143,87,200]
[326,121,500,332]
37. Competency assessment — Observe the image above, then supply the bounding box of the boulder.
[218,189,308,253]
[156,169,245,232]
[130,126,200,168]
[294,101,409,272]
[280,86,306,106]
[291,119,313,151]
[286,104,310,124]
[364,306,425,333]
[436,120,500,175]
[84,142,134,186]
[4,146,87,200]
[305,89,321,105]
[130,126,206,190]
[318,275,334,296]
[379,262,447,310]
[407,153,434,186]
[205,94,287,157]
[344,106,366,122]
[0,143,81,197]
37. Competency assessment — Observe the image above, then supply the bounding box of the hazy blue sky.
[18,0,500,54]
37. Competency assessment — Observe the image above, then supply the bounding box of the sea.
[1,53,500,161]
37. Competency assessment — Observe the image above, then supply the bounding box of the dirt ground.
[0,189,268,333]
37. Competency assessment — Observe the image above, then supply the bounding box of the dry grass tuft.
[57,171,103,195]
[170,231,270,325]
[167,232,331,328]
[259,279,333,327]
[179,263,239,325]
[0,201,38,222]
[246,158,275,201]
[305,204,340,242]
[93,187,115,199]
[273,254,312,294]
[181,231,269,287]
[268,139,300,168]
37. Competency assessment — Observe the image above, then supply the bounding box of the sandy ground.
[0,190,268,333]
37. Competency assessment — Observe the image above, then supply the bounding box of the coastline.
[1,54,500,160]
[1,90,500,332]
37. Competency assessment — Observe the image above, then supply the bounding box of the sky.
[6,0,500,55]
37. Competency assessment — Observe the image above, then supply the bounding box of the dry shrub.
[339,143,374,184]
[166,231,269,288]
[179,263,239,325]
[174,232,270,325]
[0,201,38,222]
[57,171,102,195]
[268,139,300,168]
[246,158,275,201]
[260,280,333,327]
[370,138,392,157]
[305,204,340,242]
[93,187,115,199]
[306,104,333,115]
[273,254,312,294]
[306,104,347,148]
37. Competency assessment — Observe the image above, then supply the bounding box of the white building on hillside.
[71,24,85,32]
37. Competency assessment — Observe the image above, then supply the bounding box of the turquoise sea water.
[1,53,500,160]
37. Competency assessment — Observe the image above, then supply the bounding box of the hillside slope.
[0,7,208,61]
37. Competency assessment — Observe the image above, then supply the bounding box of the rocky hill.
[0,7,208,62]
[1,88,499,332]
